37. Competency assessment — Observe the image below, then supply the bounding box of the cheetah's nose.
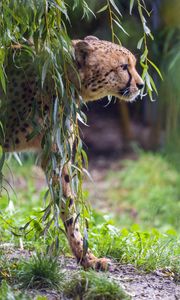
[136,83,144,90]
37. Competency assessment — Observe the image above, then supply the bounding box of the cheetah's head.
[72,36,144,102]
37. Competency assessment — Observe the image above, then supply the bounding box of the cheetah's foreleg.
[58,164,109,270]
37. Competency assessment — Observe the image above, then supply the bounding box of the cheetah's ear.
[74,41,94,68]
[84,36,99,41]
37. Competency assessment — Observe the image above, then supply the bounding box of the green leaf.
[0,47,5,64]
[0,66,6,93]
[41,59,49,88]
[97,4,108,14]
[145,72,152,91]
[0,152,5,172]
[113,19,129,36]
[149,74,158,94]
[129,0,135,15]
[81,149,88,169]
[77,112,88,126]
[137,37,144,50]
[109,0,122,17]
[147,58,163,80]
[140,47,148,63]
[13,153,23,166]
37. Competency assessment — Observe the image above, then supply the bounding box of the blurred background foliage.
[64,0,180,165]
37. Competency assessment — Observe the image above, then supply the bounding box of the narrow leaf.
[97,4,108,14]
[137,37,144,50]
[109,0,122,17]
[130,0,135,15]
[41,59,49,88]
[147,59,163,80]
[0,66,6,93]
[113,19,129,35]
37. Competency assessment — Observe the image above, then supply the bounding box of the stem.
[107,0,114,43]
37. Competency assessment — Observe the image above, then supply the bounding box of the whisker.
[122,88,130,96]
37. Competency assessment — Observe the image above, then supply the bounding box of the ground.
[0,115,179,299]
[1,247,179,300]
[0,155,179,299]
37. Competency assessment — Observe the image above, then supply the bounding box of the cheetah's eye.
[121,64,128,71]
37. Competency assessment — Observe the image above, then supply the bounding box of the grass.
[0,280,48,299]
[63,270,130,300]
[0,280,31,300]
[89,219,180,274]
[0,259,130,299]
[16,254,63,290]
[106,152,180,231]
[0,156,69,254]
[0,152,180,296]
[86,152,180,275]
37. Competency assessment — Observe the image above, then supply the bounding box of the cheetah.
[0,36,144,270]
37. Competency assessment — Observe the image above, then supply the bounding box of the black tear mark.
[119,69,132,95]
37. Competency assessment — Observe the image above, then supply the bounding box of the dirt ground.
[3,249,180,300]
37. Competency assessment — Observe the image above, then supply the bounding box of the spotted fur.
[0,36,143,270]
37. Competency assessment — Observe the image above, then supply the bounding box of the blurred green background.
[66,0,180,162]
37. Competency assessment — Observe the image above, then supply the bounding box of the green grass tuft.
[89,218,180,275]
[63,270,130,300]
[16,254,63,290]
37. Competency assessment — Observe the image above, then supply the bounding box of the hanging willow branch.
[0,0,91,247]
[132,0,163,100]
[0,0,161,252]
[97,0,163,101]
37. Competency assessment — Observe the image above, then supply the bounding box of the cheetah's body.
[0,36,144,269]
[1,36,143,152]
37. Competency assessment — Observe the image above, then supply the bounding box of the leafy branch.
[97,0,163,101]
[0,0,164,249]
[0,0,91,249]
[131,0,163,100]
